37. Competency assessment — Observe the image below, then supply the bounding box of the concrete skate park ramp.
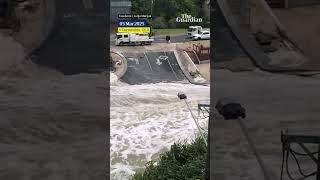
[272,5,320,71]
[119,51,188,85]
[214,0,279,70]
[215,0,320,74]
[14,0,107,75]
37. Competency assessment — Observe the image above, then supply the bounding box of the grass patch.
[153,29,186,36]
[131,135,207,180]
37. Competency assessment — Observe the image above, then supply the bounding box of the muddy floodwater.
[0,34,107,179]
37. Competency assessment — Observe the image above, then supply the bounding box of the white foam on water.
[110,82,209,179]
[193,76,207,83]
[110,166,135,180]
[110,72,119,86]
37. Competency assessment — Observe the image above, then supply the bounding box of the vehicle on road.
[115,33,154,46]
[187,26,203,38]
[192,30,210,40]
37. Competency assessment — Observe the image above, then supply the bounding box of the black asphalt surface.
[34,0,107,75]
[121,51,187,84]
[153,34,192,43]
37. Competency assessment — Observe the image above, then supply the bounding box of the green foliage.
[152,29,186,36]
[131,0,152,14]
[168,18,177,28]
[152,17,168,29]
[131,0,209,29]
[131,135,208,180]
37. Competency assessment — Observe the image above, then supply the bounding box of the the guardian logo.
[176,14,202,23]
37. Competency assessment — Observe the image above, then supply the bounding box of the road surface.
[110,34,208,44]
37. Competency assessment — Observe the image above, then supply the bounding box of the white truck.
[187,26,203,38]
[115,33,154,46]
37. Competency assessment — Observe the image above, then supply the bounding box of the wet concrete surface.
[211,69,320,180]
[273,6,320,71]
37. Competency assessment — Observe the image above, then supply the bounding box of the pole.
[183,99,207,146]
[150,0,153,36]
[151,0,153,16]
[237,117,273,180]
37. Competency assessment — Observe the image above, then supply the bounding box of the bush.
[168,18,177,28]
[131,135,208,180]
[152,17,168,29]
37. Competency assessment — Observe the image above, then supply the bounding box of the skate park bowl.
[111,50,207,85]
[111,51,127,78]
[6,0,107,75]
[215,0,320,74]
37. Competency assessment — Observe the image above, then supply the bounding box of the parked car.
[193,31,210,40]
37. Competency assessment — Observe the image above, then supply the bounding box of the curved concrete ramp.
[215,0,276,70]
[28,0,107,75]
[215,0,320,75]
[120,51,188,85]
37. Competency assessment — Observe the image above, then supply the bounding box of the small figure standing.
[166,35,171,43]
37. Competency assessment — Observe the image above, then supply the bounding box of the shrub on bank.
[131,135,208,180]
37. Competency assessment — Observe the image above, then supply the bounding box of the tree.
[131,0,208,29]
[131,0,151,14]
